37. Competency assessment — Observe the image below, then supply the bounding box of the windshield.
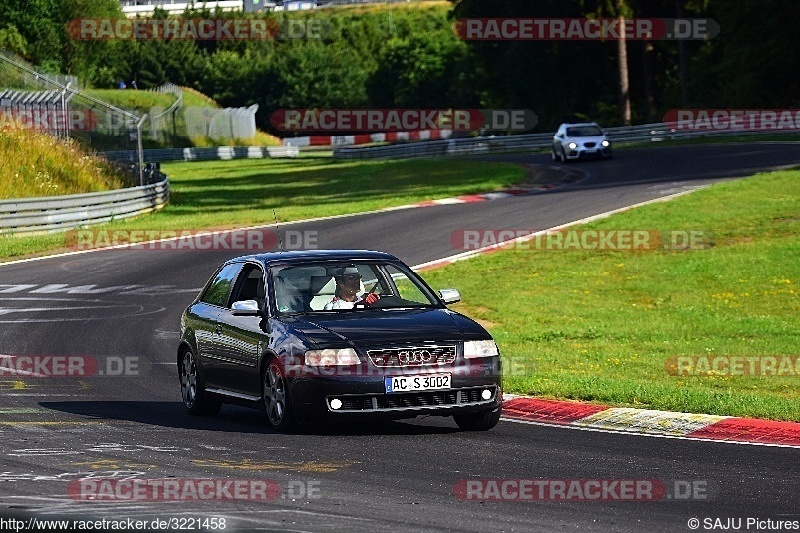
[567,126,604,137]
[271,261,439,315]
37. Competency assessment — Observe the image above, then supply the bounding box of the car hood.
[280,308,489,348]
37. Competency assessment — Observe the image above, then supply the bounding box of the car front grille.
[584,142,597,148]
[327,386,497,413]
[366,345,457,367]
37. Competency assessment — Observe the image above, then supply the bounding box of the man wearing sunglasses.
[323,266,380,310]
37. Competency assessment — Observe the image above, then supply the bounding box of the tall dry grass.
[0,123,126,199]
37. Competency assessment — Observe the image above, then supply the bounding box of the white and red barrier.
[282,130,453,148]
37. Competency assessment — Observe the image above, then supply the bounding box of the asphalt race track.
[1,143,799,532]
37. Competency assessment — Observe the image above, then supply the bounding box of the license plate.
[385,374,451,393]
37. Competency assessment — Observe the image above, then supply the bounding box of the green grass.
[82,89,180,111]
[420,169,800,421]
[0,123,127,199]
[84,87,224,111]
[0,155,524,259]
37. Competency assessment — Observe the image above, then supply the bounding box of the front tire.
[453,407,501,431]
[263,359,296,432]
[179,350,221,416]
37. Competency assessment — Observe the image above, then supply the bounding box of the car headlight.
[568,142,578,150]
[304,348,360,366]
[601,140,610,147]
[464,340,499,359]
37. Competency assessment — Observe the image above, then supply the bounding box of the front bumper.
[566,145,613,159]
[288,360,502,422]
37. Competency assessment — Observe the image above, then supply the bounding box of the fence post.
[137,114,147,186]
[62,82,71,139]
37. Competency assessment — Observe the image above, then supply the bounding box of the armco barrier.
[0,178,169,235]
[333,134,552,159]
[104,145,299,163]
[332,122,797,159]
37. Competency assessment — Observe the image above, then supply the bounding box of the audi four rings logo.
[398,350,434,364]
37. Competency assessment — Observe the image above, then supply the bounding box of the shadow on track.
[38,400,460,436]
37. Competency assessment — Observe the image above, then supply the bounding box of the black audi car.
[177,250,503,432]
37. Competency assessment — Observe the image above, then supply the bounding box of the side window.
[384,265,431,305]
[231,264,265,307]
[199,263,241,308]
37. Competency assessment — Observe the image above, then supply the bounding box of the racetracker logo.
[453,479,709,502]
[666,356,800,377]
[0,355,139,378]
[451,229,710,251]
[665,109,800,131]
[453,479,709,501]
[0,109,99,131]
[454,18,719,41]
[65,229,318,252]
[67,18,328,41]
[67,478,280,501]
[284,356,504,379]
[270,109,537,133]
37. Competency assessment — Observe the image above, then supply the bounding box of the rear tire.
[263,359,296,432]
[179,350,221,416]
[453,407,501,431]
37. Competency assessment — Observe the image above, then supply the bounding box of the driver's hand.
[364,293,380,306]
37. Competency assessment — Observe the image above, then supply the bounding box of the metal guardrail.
[104,145,299,163]
[332,122,799,159]
[0,178,169,235]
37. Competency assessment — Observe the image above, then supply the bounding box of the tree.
[0,25,28,57]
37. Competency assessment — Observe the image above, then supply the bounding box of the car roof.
[226,249,400,266]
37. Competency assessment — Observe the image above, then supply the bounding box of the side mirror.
[231,300,261,316]
[438,289,461,305]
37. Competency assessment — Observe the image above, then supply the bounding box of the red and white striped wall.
[282,129,454,147]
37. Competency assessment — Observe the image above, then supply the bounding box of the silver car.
[552,122,613,162]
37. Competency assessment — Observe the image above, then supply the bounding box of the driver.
[323,266,380,310]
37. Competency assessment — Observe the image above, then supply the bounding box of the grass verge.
[0,155,524,260]
[0,123,127,199]
[420,169,800,421]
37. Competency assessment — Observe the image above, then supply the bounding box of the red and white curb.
[386,170,574,212]
[502,396,800,448]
